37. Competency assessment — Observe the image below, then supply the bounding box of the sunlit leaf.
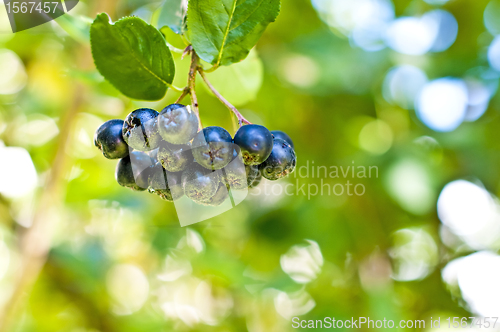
[90,13,175,100]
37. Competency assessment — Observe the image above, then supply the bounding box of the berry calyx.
[192,126,233,170]
[157,142,192,172]
[158,104,199,145]
[122,108,161,151]
[260,138,296,181]
[233,124,273,166]
[271,130,294,150]
[94,119,129,159]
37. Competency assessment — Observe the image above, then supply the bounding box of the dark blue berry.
[233,124,273,165]
[116,154,149,191]
[192,126,233,170]
[122,108,161,151]
[181,163,221,203]
[223,150,248,190]
[148,164,184,201]
[157,142,192,172]
[271,130,294,150]
[199,182,229,206]
[158,104,199,144]
[94,119,129,159]
[260,138,296,180]
[245,165,260,187]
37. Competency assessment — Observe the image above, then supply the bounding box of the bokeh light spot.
[416,78,468,132]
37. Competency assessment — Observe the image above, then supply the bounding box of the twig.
[175,87,190,104]
[197,68,252,126]
[187,50,202,130]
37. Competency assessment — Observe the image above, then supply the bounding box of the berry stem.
[166,42,184,54]
[166,83,185,93]
[187,48,202,130]
[197,68,252,126]
[175,87,190,103]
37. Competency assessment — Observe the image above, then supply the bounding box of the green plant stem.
[197,68,252,126]
[166,43,184,54]
[167,83,184,92]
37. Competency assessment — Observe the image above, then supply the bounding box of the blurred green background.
[1,0,500,330]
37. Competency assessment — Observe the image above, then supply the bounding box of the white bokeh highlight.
[383,65,428,109]
[416,78,468,132]
[437,180,500,249]
[443,252,500,317]
[0,145,37,198]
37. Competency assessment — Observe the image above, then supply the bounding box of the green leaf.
[90,13,175,101]
[157,0,188,34]
[187,0,280,66]
[202,49,263,106]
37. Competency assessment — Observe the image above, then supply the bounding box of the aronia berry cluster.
[94,104,297,206]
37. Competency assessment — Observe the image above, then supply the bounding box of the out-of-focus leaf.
[90,13,175,101]
[157,0,188,34]
[203,49,263,106]
[187,0,280,66]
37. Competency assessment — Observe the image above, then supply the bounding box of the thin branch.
[197,68,252,126]
[175,87,190,104]
[187,50,202,129]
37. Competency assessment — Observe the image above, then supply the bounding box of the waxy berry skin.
[245,165,260,187]
[271,130,294,150]
[192,126,233,171]
[94,119,129,159]
[223,152,248,190]
[158,104,199,145]
[157,142,192,173]
[249,171,262,188]
[122,108,161,151]
[200,182,229,206]
[260,138,296,181]
[233,124,273,166]
[181,163,221,203]
[148,164,184,201]
[115,155,147,191]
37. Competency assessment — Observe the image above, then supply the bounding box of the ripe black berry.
[94,119,129,159]
[271,130,294,150]
[181,163,221,203]
[122,108,161,151]
[157,142,192,172]
[129,150,156,188]
[260,138,296,180]
[116,155,148,191]
[233,124,273,165]
[158,104,199,144]
[192,126,233,170]
[199,182,229,206]
[249,171,262,188]
[148,164,184,201]
[245,165,260,187]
